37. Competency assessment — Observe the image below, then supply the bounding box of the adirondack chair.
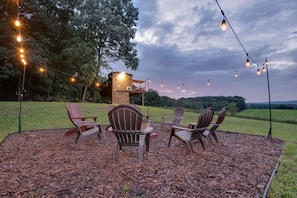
[202,107,227,144]
[65,103,98,136]
[108,104,153,163]
[168,107,214,152]
[161,107,184,131]
[66,103,106,148]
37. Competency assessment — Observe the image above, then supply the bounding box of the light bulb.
[15,19,21,27]
[257,68,261,75]
[17,35,22,42]
[245,58,250,67]
[221,19,227,31]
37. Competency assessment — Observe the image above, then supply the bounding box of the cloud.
[110,0,297,102]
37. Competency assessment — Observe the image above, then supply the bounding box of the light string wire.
[148,0,264,91]
[215,0,259,66]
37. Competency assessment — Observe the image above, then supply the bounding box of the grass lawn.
[0,101,296,197]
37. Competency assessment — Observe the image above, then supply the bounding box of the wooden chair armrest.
[75,121,100,127]
[73,116,98,120]
[172,125,194,132]
[142,126,153,134]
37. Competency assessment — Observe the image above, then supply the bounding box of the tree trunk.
[82,85,88,102]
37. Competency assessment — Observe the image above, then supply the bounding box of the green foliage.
[0,0,139,101]
[228,102,238,116]
[130,94,245,112]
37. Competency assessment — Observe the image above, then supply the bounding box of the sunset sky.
[105,0,297,103]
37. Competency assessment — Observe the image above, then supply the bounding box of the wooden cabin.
[100,72,146,105]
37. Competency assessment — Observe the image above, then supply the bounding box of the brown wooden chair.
[202,107,227,144]
[108,104,153,163]
[161,107,184,131]
[168,107,214,152]
[65,103,98,136]
[66,103,106,148]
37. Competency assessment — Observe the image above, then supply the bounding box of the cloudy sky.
[106,0,297,103]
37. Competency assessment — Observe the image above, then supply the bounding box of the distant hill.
[248,101,297,105]
[247,100,297,109]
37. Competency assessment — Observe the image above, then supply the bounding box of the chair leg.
[97,125,107,144]
[76,134,84,148]
[145,134,150,151]
[168,128,175,147]
[168,135,173,147]
[212,132,218,143]
[184,140,194,153]
[206,135,213,145]
[198,137,205,150]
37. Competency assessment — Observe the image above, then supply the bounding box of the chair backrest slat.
[216,107,227,125]
[108,105,142,133]
[172,107,184,122]
[196,107,214,128]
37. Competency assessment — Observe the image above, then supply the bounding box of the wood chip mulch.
[0,122,284,198]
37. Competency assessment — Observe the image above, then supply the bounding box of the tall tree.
[72,0,139,101]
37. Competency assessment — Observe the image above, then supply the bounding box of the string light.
[245,56,250,67]
[262,64,266,72]
[234,71,238,78]
[256,65,261,75]
[207,80,210,86]
[15,19,21,27]
[216,0,273,138]
[221,19,227,31]
[39,67,45,73]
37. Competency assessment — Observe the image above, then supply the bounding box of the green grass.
[1,101,297,197]
[236,109,297,124]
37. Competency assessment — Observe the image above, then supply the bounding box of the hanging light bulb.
[21,58,26,65]
[207,80,210,86]
[245,58,250,67]
[15,19,21,27]
[20,48,24,53]
[221,19,227,31]
[256,66,261,75]
[234,71,238,78]
[177,84,180,90]
[39,67,45,73]
[17,35,22,42]
[262,65,266,72]
[70,77,76,82]
[265,57,269,66]
[160,83,163,88]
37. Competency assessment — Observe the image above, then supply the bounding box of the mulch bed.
[0,122,284,197]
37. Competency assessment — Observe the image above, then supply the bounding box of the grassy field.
[236,109,297,124]
[0,101,297,197]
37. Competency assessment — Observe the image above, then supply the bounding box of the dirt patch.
[0,122,284,197]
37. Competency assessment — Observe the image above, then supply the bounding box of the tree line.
[130,90,246,112]
[0,0,138,102]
